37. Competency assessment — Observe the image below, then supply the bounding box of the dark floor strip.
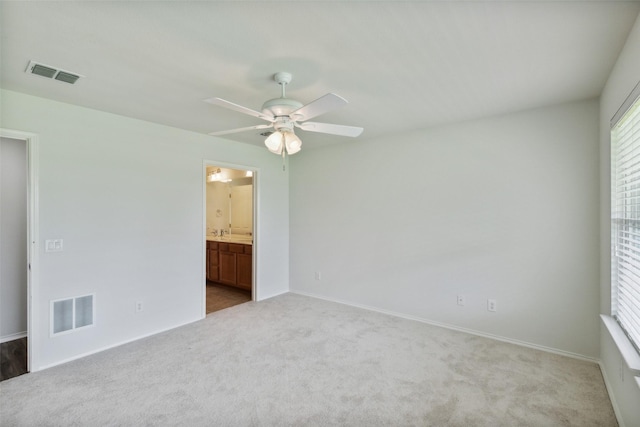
[1,337,28,381]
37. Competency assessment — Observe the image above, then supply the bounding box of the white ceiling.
[1,1,639,151]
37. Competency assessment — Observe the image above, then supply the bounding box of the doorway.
[0,130,37,379]
[204,165,254,314]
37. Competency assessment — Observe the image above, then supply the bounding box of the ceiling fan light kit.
[265,130,302,156]
[205,71,363,162]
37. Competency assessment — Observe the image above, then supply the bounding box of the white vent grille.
[26,60,83,84]
[51,294,94,336]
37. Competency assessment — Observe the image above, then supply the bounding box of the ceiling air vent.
[26,60,83,84]
[30,63,57,78]
[54,71,81,84]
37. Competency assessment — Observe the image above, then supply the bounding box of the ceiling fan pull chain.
[282,148,286,171]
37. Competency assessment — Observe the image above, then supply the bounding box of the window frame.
[610,80,640,363]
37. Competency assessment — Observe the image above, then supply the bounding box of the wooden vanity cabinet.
[207,241,252,291]
[237,245,252,290]
[218,243,237,286]
[206,241,219,282]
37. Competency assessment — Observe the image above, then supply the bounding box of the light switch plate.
[45,239,63,252]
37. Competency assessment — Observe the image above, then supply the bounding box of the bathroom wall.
[206,181,230,234]
[230,184,253,235]
[206,180,253,235]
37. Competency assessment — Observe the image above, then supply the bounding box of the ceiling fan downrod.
[273,71,292,99]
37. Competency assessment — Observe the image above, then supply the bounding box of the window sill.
[601,315,640,375]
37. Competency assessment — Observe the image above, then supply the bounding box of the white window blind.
[612,92,640,354]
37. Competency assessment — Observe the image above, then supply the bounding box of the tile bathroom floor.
[206,282,251,314]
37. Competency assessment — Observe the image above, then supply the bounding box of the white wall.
[290,99,600,359]
[599,13,640,426]
[0,89,289,370]
[0,137,28,340]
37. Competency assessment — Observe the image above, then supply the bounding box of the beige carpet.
[0,293,617,426]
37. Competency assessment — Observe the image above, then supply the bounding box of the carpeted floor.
[0,293,617,426]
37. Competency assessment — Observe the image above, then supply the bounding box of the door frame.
[0,128,39,372]
[202,159,258,317]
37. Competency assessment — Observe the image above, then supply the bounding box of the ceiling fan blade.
[296,122,363,137]
[291,93,348,121]
[209,124,273,136]
[204,97,274,122]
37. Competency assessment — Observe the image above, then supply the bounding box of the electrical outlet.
[487,299,497,312]
[135,301,144,313]
[457,295,465,306]
[314,271,321,281]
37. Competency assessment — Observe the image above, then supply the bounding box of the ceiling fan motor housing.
[273,116,295,133]
[261,97,303,118]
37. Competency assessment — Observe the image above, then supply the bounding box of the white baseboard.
[36,290,286,371]
[257,289,289,302]
[1,331,27,344]
[34,318,199,372]
[290,290,599,364]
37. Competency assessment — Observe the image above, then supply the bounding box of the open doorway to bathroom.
[205,165,254,314]
[0,129,37,380]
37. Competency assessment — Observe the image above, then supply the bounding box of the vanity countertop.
[206,235,253,245]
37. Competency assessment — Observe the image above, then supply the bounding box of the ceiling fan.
[204,72,363,157]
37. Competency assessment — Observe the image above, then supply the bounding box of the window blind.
[612,92,640,354]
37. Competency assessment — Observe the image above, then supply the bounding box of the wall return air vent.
[51,294,95,336]
[26,60,83,84]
